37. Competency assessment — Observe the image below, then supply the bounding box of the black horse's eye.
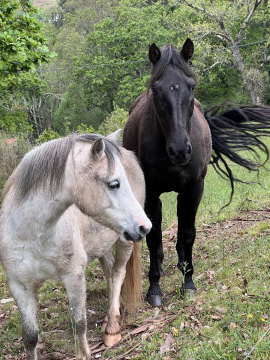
[152,87,157,95]
[108,180,120,190]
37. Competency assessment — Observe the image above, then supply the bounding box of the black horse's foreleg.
[176,180,204,295]
[145,195,164,307]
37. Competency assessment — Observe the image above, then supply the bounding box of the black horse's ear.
[149,43,161,65]
[181,38,194,61]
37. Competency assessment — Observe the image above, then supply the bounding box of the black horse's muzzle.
[167,142,192,165]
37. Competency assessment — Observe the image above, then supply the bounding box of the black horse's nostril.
[186,143,192,156]
[168,146,176,158]
[139,225,150,237]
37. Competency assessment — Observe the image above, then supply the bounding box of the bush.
[77,123,95,134]
[0,105,33,135]
[36,128,61,144]
[98,105,128,137]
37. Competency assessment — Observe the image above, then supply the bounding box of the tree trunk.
[231,44,261,104]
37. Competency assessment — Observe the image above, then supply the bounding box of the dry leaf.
[179,322,185,331]
[216,307,227,314]
[141,332,150,340]
[50,312,59,318]
[0,298,14,304]
[229,322,237,330]
[206,270,215,282]
[159,333,175,354]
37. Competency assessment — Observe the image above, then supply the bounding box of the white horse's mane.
[6,133,120,202]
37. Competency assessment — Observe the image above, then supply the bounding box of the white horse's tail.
[121,242,142,312]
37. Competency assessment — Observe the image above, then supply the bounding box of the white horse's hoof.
[103,332,121,347]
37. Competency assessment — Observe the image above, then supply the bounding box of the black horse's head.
[149,38,196,165]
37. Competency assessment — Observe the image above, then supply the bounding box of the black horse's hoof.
[146,294,163,307]
[180,287,196,299]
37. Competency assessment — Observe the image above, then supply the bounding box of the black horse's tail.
[204,103,270,206]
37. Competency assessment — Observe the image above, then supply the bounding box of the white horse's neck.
[7,187,72,241]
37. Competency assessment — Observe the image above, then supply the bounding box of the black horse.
[123,38,270,307]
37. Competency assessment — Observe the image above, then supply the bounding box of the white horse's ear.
[91,138,105,161]
[107,129,122,142]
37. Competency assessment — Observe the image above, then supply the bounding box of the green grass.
[161,151,270,231]
[0,144,270,359]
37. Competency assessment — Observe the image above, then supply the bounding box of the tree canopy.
[0,0,54,86]
[0,0,55,135]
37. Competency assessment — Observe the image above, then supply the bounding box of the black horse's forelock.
[149,45,195,87]
[14,134,121,202]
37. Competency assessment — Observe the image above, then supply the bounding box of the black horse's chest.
[142,154,202,193]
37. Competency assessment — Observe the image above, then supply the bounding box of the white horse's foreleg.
[99,241,133,347]
[62,271,90,360]
[8,280,39,360]
[99,249,114,332]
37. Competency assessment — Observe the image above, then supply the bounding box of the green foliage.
[98,105,128,136]
[80,0,180,122]
[53,85,101,134]
[36,128,61,144]
[170,0,270,105]
[2,0,268,138]
[0,104,33,135]
[77,123,95,134]
[0,0,55,85]
[0,0,56,139]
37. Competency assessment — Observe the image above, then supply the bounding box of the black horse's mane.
[149,45,196,88]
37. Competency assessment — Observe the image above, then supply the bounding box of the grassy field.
[0,147,270,359]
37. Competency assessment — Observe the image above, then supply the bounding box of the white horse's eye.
[108,180,120,190]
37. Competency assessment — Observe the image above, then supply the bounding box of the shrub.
[36,128,61,144]
[77,123,95,134]
[98,105,128,137]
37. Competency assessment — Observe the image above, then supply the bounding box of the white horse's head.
[67,135,152,242]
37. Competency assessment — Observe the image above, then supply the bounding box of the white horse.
[0,132,151,360]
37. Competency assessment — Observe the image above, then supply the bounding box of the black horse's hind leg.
[145,195,164,307]
[176,180,204,296]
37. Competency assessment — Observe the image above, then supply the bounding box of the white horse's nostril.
[139,225,150,237]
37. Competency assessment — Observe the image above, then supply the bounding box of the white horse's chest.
[9,240,60,282]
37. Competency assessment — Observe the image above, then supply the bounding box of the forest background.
[0,0,270,147]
